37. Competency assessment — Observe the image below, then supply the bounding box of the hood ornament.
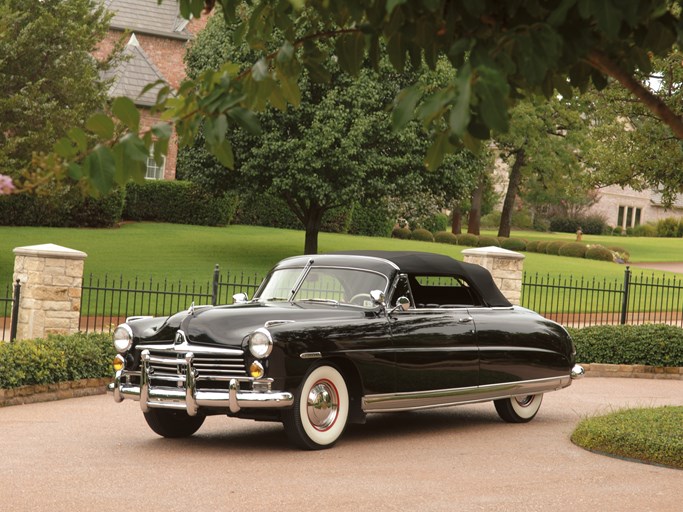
[188,301,195,315]
[175,330,187,345]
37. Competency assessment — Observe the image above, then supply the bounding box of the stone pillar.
[462,246,524,305]
[12,244,87,340]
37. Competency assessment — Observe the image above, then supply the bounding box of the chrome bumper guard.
[571,364,585,379]
[108,349,293,415]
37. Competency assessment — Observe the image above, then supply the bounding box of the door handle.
[458,316,473,324]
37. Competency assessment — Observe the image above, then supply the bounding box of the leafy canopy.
[12,0,683,196]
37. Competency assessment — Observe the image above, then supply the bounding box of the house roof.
[102,34,167,106]
[104,0,191,40]
[650,192,683,210]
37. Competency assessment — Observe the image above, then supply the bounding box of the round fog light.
[113,354,125,372]
[249,361,264,379]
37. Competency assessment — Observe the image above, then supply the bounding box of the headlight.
[113,324,133,353]
[248,328,273,358]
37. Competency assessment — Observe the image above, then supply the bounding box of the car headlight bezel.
[248,327,273,358]
[113,324,133,353]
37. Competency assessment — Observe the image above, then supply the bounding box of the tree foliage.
[0,0,111,182]
[8,0,683,202]
[181,12,483,253]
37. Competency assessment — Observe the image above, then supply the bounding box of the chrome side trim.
[136,341,243,356]
[264,320,296,328]
[300,352,322,359]
[362,375,571,413]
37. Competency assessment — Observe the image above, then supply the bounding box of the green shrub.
[456,233,479,246]
[0,186,123,227]
[391,227,412,239]
[536,240,550,253]
[348,202,393,237]
[480,211,501,228]
[611,226,623,235]
[585,245,614,262]
[0,333,115,389]
[559,242,587,258]
[477,236,501,247]
[501,238,527,251]
[607,246,630,262]
[567,324,683,366]
[421,213,449,233]
[631,223,657,237]
[546,240,568,255]
[656,217,680,237]
[550,215,608,235]
[526,240,541,252]
[411,228,434,242]
[124,181,238,226]
[235,192,300,229]
[434,231,458,245]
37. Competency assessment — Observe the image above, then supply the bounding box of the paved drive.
[1,377,681,511]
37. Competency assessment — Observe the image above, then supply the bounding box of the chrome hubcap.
[306,380,338,431]
[514,395,534,407]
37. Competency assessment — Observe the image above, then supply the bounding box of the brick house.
[93,0,208,180]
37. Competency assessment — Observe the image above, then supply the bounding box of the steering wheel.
[349,293,372,306]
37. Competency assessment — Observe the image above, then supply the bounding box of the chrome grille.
[138,344,248,383]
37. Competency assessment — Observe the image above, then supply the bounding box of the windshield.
[255,267,388,307]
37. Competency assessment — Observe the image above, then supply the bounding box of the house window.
[145,147,165,180]
[635,208,641,226]
[626,207,634,228]
[617,206,625,227]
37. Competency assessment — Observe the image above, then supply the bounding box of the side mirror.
[370,289,385,306]
[232,292,249,304]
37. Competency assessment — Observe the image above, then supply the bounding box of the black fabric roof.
[334,250,512,307]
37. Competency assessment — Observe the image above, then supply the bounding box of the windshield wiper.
[263,297,288,302]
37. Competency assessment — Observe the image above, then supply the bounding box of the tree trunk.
[451,204,462,234]
[498,148,525,238]
[467,180,484,235]
[303,207,325,255]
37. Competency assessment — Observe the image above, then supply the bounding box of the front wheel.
[143,409,205,438]
[494,394,543,423]
[283,364,349,450]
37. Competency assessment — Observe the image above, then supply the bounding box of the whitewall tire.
[494,393,543,423]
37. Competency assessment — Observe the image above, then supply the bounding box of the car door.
[389,306,479,393]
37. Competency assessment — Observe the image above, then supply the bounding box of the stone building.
[93,0,209,180]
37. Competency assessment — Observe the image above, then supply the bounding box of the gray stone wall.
[462,246,524,305]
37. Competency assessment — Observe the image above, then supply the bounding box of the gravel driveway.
[1,377,681,511]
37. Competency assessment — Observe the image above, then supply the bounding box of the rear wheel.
[283,364,349,450]
[143,409,205,438]
[494,394,543,423]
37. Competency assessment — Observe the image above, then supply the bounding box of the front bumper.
[108,349,293,415]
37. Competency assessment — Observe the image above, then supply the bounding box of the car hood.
[173,302,372,348]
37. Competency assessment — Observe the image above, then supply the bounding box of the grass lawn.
[2,223,682,287]
[571,406,683,470]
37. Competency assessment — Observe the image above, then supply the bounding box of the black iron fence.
[5,264,683,338]
[521,266,683,328]
[1,280,20,342]
[79,265,263,333]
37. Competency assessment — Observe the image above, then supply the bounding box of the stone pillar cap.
[13,243,88,260]
[461,246,525,260]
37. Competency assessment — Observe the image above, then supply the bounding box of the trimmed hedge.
[536,240,550,253]
[421,213,449,233]
[477,236,500,247]
[411,228,434,242]
[391,226,412,239]
[559,242,587,258]
[457,233,479,246]
[568,324,683,367]
[526,240,541,252]
[586,245,614,262]
[124,181,238,226]
[545,240,568,255]
[501,237,527,251]
[434,231,458,245]
[0,333,115,389]
[0,186,123,227]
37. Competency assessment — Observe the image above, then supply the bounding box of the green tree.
[182,13,479,254]
[0,0,111,185]
[494,95,591,237]
[10,0,683,199]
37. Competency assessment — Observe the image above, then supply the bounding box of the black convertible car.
[109,251,583,449]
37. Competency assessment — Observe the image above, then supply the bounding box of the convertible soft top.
[274,251,511,307]
[335,251,511,308]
